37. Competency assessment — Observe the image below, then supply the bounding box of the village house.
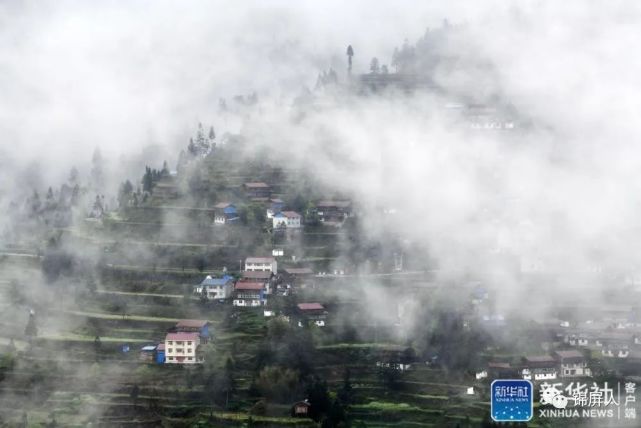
[283,267,315,288]
[487,361,516,379]
[272,211,302,229]
[164,332,203,364]
[242,270,274,294]
[175,319,211,344]
[194,274,235,300]
[520,355,558,381]
[213,202,239,225]
[233,281,266,307]
[243,182,271,200]
[373,345,415,371]
[266,198,285,219]
[245,257,277,274]
[291,400,311,417]
[153,173,179,199]
[554,350,591,378]
[139,345,157,363]
[297,303,327,327]
[315,200,352,223]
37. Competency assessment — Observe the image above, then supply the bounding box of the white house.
[555,350,591,378]
[521,356,558,381]
[194,275,234,300]
[164,332,202,364]
[272,211,302,229]
[245,257,277,274]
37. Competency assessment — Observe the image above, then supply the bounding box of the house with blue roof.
[194,274,235,300]
[213,202,240,225]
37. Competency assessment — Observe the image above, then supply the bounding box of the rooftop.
[235,281,265,291]
[298,303,325,311]
[242,271,272,280]
[317,200,351,208]
[201,275,234,286]
[275,211,301,218]
[166,332,200,341]
[555,350,585,360]
[244,182,270,188]
[176,319,209,329]
[246,257,276,264]
[284,267,314,275]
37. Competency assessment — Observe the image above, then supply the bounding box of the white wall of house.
[245,260,277,274]
[273,214,301,229]
[560,363,591,377]
[233,298,263,307]
[194,283,233,300]
[165,337,202,364]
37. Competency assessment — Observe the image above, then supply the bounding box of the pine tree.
[370,57,380,74]
[91,148,104,190]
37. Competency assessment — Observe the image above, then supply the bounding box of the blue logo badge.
[491,379,533,422]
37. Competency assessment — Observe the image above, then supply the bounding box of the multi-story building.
[164,332,202,364]
[233,281,266,307]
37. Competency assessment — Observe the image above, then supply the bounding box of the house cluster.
[139,319,210,365]
[479,349,592,382]
[556,309,641,361]
[191,256,329,328]
[213,181,355,231]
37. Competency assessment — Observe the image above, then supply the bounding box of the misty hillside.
[2,2,641,428]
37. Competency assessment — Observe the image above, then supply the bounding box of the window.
[187,341,192,345]
[188,357,193,361]
[168,348,173,353]
[167,341,173,345]
[168,357,174,361]
[187,348,192,354]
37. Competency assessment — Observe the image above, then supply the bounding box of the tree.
[130,384,140,405]
[306,377,331,422]
[91,148,104,191]
[369,57,380,74]
[142,167,153,193]
[68,166,79,185]
[25,312,37,338]
[118,180,134,208]
[209,126,216,141]
[381,64,389,74]
[346,45,354,71]
[337,368,353,406]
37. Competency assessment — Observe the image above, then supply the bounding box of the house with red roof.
[175,319,211,343]
[164,332,203,364]
[243,182,271,200]
[233,281,267,307]
[297,303,327,327]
